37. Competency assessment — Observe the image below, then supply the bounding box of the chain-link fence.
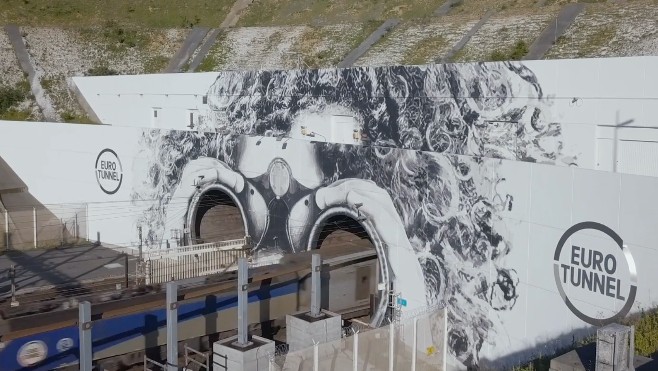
[268,305,448,371]
[1,203,88,250]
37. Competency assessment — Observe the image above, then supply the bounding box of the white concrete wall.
[73,72,219,130]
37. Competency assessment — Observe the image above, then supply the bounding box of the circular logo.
[95,149,123,195]
[554,222,637,326]
[56,338,74,353]
[17,340,47,367]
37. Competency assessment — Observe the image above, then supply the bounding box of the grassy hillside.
[0,0,235,28]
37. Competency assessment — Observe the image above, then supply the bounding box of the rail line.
[0,244,377,342]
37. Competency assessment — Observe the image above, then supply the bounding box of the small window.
[153,110,158,118]
[189,112,194,125]
[202,95,208,104]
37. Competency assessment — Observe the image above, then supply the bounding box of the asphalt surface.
[440,9,495,63]
[338,19,400,68]
[525,3,585,60]
[165,26,210,73]
[0,244,139,298]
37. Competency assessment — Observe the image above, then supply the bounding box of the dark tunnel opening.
[192,190,245,244]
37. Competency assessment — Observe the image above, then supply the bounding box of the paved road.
[440,9,495,63]
[165,27,210,73]
[524,3,584,60]
[0,244,139,298]
[338,19,400,68]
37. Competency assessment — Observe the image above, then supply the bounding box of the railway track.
[0,244,377,342]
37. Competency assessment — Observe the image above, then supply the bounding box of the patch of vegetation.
[403,35,448,65]
[630,308,658,357]
[489,40,529,61]
[196,33,230,72]
[144,55,170,74]
[101,20,148,51]
[577,26,616,58]
[450,0,464,8]
[85,65,120,76]
[61,110,94,124]
[0,0,236,28]
[0,108,33,121]
[0,82,28,115]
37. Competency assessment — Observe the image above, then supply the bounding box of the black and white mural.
[129,62,577,368]
[3,58,657,369]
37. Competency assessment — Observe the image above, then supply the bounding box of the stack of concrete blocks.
[212,335,275,371]
[286,309,343,352]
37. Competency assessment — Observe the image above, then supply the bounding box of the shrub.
[0,84,27,114]
[86,66,119,76]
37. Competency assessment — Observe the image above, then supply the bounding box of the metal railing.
[144,355,166,371]
[184,344,210,371]
[143,239,248,284]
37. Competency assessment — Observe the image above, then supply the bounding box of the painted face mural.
[131,62,574,368]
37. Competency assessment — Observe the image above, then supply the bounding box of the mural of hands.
[163,157,245,245]
[315,178,429,312]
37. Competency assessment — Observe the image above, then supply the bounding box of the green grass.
[403,35,448,65]
[0,0,235,28]
[144,55,170,74]
[0,79,30,116]
[489,40,529,61]
[61,110,94,124]
[237,0,440,26]
[196,33,230,72]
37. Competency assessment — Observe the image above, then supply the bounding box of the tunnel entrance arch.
[186,185,247,245]
[305,207,391,327]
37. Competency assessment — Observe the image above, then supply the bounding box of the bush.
[86,66,119,76]
[0,84,27,114]
[489,40,529,61]
[634,309,658,356]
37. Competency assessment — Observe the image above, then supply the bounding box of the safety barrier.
[143,239,248,284]
[268,305,448,371]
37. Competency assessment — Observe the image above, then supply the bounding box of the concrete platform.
[550,343,656,371]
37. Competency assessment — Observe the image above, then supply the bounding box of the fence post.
[388,319,395,371]
[60,218,64,247]
[9,265,18,307]
[33,207,37,249]
[166,281,178,371]
[124,253,129,289]
[4,208,8,250]
[75,213,78,241]
[353,332,359,371]
[79,301,92,371]
[411,317,418,371]
[313,342,319,371]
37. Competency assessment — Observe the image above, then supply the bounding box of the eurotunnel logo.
[554,222,637,326]
[95,148,123,195]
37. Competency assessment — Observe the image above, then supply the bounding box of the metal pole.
[411,317,418,371]
[388,318,395,371]
[78,301,92,371]
[310,253,321,317]
[60,218,64,247]
[166,281,178,371]
[4,209,8,250]
[124,253,129,289]
[138,226,143,261]
[353,332,359,371]
[236,257,249,346]
[630,325,635,370]
[75,213,78,240]
[313,343,319,371]
[9,265,18,307]
[33,207,37,249]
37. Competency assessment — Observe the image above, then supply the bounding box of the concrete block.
[212,335,275,371]
[286,310,342,352]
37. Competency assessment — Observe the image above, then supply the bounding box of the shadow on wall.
[478,325,597,370]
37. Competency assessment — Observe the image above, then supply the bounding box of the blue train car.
[0,280,298,371]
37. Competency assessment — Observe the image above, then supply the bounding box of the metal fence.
[269,305,448,371]
[143,239,248,284]
[1,203,88,250]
